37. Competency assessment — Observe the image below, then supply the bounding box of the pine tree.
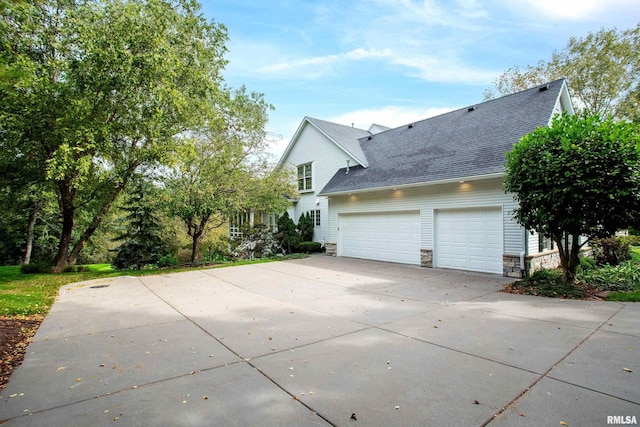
[297,212,314,242]
[112,179,169,270]
[276,212,299,254]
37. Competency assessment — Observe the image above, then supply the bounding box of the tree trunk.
[54,196,75,272]
[190,230,202,263]
[189,215,210,263]
[554,232,581,283]
[67,164,138,267]
[22,203,40,265]
[67,190,120,267]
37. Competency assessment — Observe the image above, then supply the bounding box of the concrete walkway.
[1,255,638,426]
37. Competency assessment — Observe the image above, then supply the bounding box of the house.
[277,79,574,277]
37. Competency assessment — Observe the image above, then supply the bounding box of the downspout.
[520,228,529,278]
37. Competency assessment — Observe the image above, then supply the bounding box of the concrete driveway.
[1,255,638,426]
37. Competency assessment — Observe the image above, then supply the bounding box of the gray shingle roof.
[319,79,568,195]
[305,117,371,167]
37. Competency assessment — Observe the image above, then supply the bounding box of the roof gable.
[320,79,571,195]
[277,117,371,168]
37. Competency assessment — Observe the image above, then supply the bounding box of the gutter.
[318,172,504,196]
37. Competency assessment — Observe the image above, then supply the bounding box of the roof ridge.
[382,78,567,133]
[306,116,370,133]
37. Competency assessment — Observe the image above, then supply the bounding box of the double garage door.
[338,211,421,265]
[338,207,503,273]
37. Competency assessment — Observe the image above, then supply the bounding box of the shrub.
[578,256,597,273]
[231,223,280,259]
[297,212,314,242]
[297,241,323,253]
[592,237,631,266]
[579,261,640,292]
[620,235,640,246]
[513,268,585,298]
[20,262,53,274]
[276,212,299,254]
[157,253,179,267]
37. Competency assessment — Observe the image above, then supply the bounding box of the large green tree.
[163,87,296,262]
[484,24,640,121]
[505,113,640,283]
[1,0,228,271]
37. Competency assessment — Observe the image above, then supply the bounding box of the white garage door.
[338,211,421,265]
[435,207,503,274]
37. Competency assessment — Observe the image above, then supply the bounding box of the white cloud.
[329,105,455,131]
[511,0,638,21]
[259,48,393,76]
[391,55,500,85]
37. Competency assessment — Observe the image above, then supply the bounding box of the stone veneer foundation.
[325,242,337,256]
[420,249,433,268]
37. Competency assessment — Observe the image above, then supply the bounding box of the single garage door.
[338,211,421,265]
[435,207,502,274]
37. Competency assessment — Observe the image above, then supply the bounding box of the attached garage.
[435,207,503,274]
[338,211,421,265]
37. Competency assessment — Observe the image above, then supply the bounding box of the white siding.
[281,123,361,242]
[327,177,524,257]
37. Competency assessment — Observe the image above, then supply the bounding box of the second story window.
[298,163,312,191]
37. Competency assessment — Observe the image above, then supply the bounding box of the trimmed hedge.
[297,241,323,253]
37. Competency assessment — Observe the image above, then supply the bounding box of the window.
[538,234,555,252]
[297,163,312,191]
[309,210,321,227]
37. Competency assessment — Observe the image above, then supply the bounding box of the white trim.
[320,172,505,196]
[277,117,368,169]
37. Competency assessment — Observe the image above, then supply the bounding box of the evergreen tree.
[297,212,314,242]
[112,179,169,270]
[276,212,299,254]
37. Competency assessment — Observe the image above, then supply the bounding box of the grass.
[606,290,640,302]
[0,256,306,317]
[0,264,120,316]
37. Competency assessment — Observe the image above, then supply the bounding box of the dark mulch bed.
[502,281,608,300]
[0,316,43,391]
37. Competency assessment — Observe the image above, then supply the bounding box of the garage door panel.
[339,211,421,265]
[435,207,503,274]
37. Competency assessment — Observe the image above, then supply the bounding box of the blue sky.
[201,0,639,159]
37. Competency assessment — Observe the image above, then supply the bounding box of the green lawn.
[0,264,121,316]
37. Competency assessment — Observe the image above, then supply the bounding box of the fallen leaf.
[519,413,525,417]
[560,422,568,426]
